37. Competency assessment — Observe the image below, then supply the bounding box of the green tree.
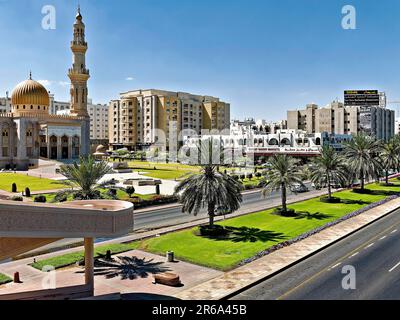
[174,139,243,227]
[57,156,113,200]
[380,140,400,184]
[262,154,304,213]
[343,134,382,190]
[310,145,347,200]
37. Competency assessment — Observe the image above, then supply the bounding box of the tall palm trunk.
[208,202,215,227]
[281,182,287,212]
[327,170,332,200]
[386,170,389,185]
[361,175,365,190]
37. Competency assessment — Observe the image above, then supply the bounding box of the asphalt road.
[133,183,314,231]
[231,207,400,300]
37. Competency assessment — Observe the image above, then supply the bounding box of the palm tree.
[262,154,304,214]
[57,156,114,200]
[343,134,382,190]
[310,145,347,200]
[174,139,243,227]
[380,140,400,184]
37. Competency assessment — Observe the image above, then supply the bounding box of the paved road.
[231,207,400,300]
[133,183,314,231]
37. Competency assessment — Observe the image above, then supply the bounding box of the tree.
[57,156,114,200]
[380,140,400,184]
[125,186,136,198]
[343,134,382,190]
[174,139,243,227]
[310,145,347,200]
[262,154,304,214]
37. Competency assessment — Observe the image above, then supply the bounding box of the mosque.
[0,7,90,170]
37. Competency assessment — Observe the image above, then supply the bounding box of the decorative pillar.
[57,136,62,160]
[84,238,94,295]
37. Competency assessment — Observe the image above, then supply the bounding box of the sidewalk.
[173,196,400,300]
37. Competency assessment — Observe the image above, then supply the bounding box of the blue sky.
[0,0,400,120]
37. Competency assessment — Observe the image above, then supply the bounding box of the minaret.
[68,5,90,117]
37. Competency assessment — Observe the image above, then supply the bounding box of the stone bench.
[153,273,181,287]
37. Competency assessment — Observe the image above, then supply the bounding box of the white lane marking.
[389,262,400,273]
[331,263,341,269]
[391,229,397,234]
[379,236,387,241]
[350,252,359,258]
[365,243,375,249]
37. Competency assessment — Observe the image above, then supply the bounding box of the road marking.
[379,236,387,240]
[391,229,397,234]
[365,243,374,249]
[389,262,400,273]
[331,263,341,269]
[350,252,359,258]
[277,222,400,300]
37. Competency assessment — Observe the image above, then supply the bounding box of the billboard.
[344,90,380,106]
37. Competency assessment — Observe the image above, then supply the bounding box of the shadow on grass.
[339,199,372,205]
[202,226,287,243]
[294,211,334,220]
[352,189,400,196]
[77,256,170,280]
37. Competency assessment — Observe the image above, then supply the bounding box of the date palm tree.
[310,145,347,200]
[174,139,243,227]
[380,140,400,184]
[262,154,304,214]
[57,156,114,200]
[343,134,382,190]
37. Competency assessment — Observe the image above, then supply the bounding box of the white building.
[50,98,109,141]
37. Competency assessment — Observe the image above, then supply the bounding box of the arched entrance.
[50,135,58,160]
[61,136,69,159]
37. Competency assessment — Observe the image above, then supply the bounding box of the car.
[290,184,309,193]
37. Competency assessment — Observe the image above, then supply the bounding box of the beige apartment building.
[109,89,230,150]
[287,101,395,141]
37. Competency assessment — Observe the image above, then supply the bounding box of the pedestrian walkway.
[173,197,400,300]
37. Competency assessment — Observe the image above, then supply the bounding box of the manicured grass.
[0,173,65,192]
[127,161,200,180]
[0,273,12,285]
[31,242,141,271]
[138,182,400,271]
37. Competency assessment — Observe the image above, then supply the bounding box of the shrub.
[34,195,47,203]
[11,183,17,193]
[231,175,239,181]
[125,186,136,198]
[247,173,253,180]
[25,187,31,198]
[240,174,246,180]
[10,196,23,202]
[255,172,262,178]
[320,196,341,203]
[54,193,68,202]
[107,188,118,199]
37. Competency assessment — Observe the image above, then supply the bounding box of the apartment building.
[109,89,230,150]
[287,100,395,141]
[0,95,11,113]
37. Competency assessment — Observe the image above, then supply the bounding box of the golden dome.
[11,78,50,106]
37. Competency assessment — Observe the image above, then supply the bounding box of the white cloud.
[125,77,135,81]
[37,80,52,87]
[58,81,69,87]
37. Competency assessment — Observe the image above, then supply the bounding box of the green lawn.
[0,173,65,192]
[127,161,199,181]
[138,182,400,271]
[0,273,12,285]
[31,242,141,271]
